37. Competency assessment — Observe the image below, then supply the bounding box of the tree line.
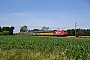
[0,26,15,35]
[20,25,49,32]
[20,25,90,36]
[67,28,90,36]
[0,25,90,36]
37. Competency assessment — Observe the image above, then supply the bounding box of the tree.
[67,29,75,36]
[9,26,15,35]
[28,30,31,32]
[33,29,39,31]
[0,26,1,32]
[20,25,28,32]
[76,29,83,37]
[1,26,15,35]
[67,29,71,36]
[0,26,2,35]
[42,26,49,31]
[2,27,10,31]
[46,27,49,30]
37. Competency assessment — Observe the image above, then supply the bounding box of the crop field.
[0,36,90,60]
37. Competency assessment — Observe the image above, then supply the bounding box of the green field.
[0,36,90,60]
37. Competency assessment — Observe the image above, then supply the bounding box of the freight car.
[33,30,68,37]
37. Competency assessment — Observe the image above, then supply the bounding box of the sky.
[0,0,90,33]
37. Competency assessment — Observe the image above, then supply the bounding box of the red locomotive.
[54,30,68,36]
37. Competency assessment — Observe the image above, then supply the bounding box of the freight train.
[33,30,68,37]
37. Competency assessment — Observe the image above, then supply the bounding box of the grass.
[0,35,90,60]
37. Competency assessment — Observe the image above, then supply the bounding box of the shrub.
[2,31,9,35]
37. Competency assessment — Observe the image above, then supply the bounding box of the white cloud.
[7,13,30,16]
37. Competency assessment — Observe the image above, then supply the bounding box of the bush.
[2,31,9,35]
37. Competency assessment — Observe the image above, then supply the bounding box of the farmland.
[0,36,90,60]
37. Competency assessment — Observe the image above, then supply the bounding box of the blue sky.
[0,0,90,33]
